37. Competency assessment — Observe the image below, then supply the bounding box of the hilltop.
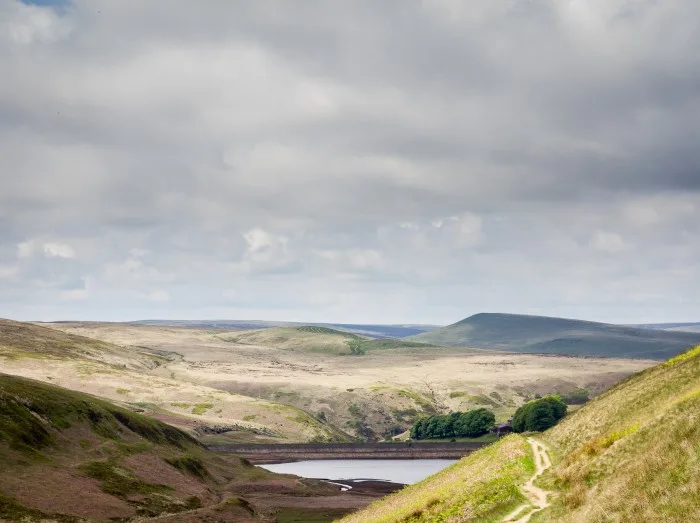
[409,312,700,359]
[219,326,366,355]
[341,344,700,522]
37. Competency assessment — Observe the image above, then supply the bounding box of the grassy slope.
[533,345,700,522]
[1,319,347,443]
[341,346,700,523]
[0,319,159,368]
[409,312,700,359]
[220,326,366,355]
[339,435,533,523]
[0,373,339,522]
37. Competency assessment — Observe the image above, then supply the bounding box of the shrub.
[410,408,496,439]
[560,388,590,405]
[512,395,567,433]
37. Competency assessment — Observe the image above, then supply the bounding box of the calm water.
[259,459,457,485]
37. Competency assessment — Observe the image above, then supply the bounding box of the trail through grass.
[503,438,553,523]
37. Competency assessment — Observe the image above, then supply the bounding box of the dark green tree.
[512,395,567,433]
[454,408,496,437]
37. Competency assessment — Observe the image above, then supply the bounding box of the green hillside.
[409,312,700,359]
[220,326,366,355]
[0,374,337,522]
[340,345,700,522]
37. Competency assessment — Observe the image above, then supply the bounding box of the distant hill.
[341,345,700,522]
[134,319,440,338]
[408,313,700,359]
[633,322,700,333]
[219,326,365,355]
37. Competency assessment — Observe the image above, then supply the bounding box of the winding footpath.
[503,437,554,523]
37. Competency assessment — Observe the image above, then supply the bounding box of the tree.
[454,408,496,437]
[410,409,496,439]
[512,395,567,433]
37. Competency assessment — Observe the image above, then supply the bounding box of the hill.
[134,319,440,338]
[408,312,700,359]
[0,373,348,522]
[1,319,348,443]
[341,345,700,522]
[634,321,700,333]
[219,326,367,355]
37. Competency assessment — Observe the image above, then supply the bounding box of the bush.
[410,408,495,439]
[512,395,567,433]
[560,388,590,405]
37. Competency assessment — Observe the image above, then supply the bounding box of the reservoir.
[259,459,457,485]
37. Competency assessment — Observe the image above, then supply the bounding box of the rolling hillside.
[1,319,348,444]
[219,326,367,355]
[634,321,700,333]
[341,344,700,522]
[0,374,343,522]
[409,313,700,359]
[135,320,440,338]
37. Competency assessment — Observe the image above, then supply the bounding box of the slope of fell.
[0,373,217,521]
[0,374,352,523]
[409,312,700,359]
[342,345,700,522]
[219,326,367,355]
[0,319,161,369]
[534,345,700,522]
[2,320,349,444]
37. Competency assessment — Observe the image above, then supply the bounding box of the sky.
[1,0,699,325]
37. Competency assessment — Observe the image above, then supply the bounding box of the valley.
[8,319,655,443]
[1,314,696,522]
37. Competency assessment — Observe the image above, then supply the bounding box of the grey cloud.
[1,0,700,323]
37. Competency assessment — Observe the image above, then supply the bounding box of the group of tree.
[410,408,495,439]
[511,395,567,432]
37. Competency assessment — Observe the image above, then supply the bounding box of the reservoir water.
[259,459,457,485]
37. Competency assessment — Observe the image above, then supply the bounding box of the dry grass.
[10,320,655,442]
[338,435,533,523]
[533,345,700,522]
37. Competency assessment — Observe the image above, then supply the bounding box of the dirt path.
[503,437,553,523]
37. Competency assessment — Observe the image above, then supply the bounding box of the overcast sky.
[1,0,699,325]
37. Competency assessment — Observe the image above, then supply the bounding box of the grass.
[276,507,351,522]
[341,345,700,523]
[165,456,210,479]
[0,492,79,523]
[81,460,172,497]
[221,326,368,355]
[191,402,214,415]
[532,344,700,522]
[339,435,533,523]
[414,433,500,444]
[0,373,200,456]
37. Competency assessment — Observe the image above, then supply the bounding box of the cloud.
[1,0,699,323]
[43,242,76,259]
[589,231,632,253]
[137,290,169,303]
